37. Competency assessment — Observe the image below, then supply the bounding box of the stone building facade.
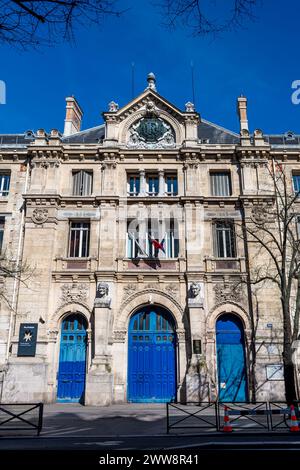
[0,73,299,405]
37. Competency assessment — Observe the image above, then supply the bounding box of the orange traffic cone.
[222,405,233,432]
[289,405,300,432]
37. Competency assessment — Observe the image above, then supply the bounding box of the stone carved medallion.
[214,282,242,304]
[61,283,88,304]
[251,205,268,225]
[32,208,48,224]
[127,112,175,149]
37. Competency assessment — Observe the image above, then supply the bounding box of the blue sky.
[0,0,299,135]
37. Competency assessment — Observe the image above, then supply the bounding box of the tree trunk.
[283,342,298,404]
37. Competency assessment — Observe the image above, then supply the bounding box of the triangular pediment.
[103,89,199,124]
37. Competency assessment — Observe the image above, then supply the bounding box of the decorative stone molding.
[32,208,48,224]
[177,329,186,342]
[214,281,243,304]
[108,101,119,112]
[61,283,88,304]
[185,101,195,112]
[123,284,138,299]
[127,115,175,149]
[251,205,272,224]
[165,284,179,297]
[47,329,59,342]
[113,330,127,343]
[117,289,185,330]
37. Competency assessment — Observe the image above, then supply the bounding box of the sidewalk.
[41,403,168,437]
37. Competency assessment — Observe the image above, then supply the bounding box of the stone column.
[186,282,209,401]
[85,283,113,406]
[158,170,165,196]
[139,169,146,196]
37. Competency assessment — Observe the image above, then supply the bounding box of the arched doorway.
[57,313,88,403]
[128,305,177,403]
[216,313,248,402]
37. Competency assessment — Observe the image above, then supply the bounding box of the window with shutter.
[211,172,231,196]
[72,170,92,196]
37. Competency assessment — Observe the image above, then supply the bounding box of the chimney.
[63,96,83,136]
[237,96,249,132]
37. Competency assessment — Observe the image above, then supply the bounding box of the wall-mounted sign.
[17,323,38,357]
[266,364,284,381]
[193,339,202,355]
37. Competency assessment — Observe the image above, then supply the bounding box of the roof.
[1,126,300,148]
[0,133,35,147]
[198,119,239,144]
[62,125,105,144]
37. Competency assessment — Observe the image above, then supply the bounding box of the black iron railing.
[0,403,43,436]
[167,401,300,433]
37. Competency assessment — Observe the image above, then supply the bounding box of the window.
[128,175,140,196]
[127,220,140,258]
[0,217,4,253]
[293,174,300,195]
[69,222,90,257]
[165,175,178,196]
[214,221,236,258]
[211,172,231,196]
[147,176,159,196]
[0,174,10,197]
[165,219,179,257]
[147,218,179,258]
[72,170,92,196]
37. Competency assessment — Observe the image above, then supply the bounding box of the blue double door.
[128,306,177,403]
[216,314,248,402]
[57,314,87,403]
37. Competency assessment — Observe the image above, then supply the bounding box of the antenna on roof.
[191,60,196,107]
[131,62,135,99]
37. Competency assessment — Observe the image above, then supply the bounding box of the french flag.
[149,235,165,254]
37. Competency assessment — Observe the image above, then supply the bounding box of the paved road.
[1,432,300,450]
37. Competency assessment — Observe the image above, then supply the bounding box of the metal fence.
[167,402,218,433]
[0,403,43,436]
[167,401,300,433]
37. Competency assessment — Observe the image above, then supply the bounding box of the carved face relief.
[190,282,201,298]
[97,282,109,298]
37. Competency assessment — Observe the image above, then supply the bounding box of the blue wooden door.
[128,307,177,403]
[216,314,248,402]
[57,314,87,403]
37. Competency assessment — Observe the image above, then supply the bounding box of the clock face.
[135,118,168,142]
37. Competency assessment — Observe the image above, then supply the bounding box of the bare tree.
[160,0,258,36]
[0,0,121,48]
[241,160,300,403]
[0,251,33,307]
